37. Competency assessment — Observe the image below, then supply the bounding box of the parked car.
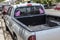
[4,2,60,40]
[54,3,60,10]
[0,6,2,11]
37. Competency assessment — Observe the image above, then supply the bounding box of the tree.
[56,0,60,2]
[32,0,43,3]
[43,1,47,4]
[0,0,5,2]
[15,1,20,4]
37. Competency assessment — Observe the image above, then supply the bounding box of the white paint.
[36,27,60,40]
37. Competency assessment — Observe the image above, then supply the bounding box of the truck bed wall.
[16,15,60,26]
[47,15,60,21]
[17,15,46,26]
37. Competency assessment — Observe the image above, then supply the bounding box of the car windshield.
[14,6,45,17]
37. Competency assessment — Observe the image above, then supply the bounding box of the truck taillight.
[28,35,36,40]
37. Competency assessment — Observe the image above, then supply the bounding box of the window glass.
[27,7,31,12]
[19,7,26,12]
[7,7,12,16]
[14,6,44,17]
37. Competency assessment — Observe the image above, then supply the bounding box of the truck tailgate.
[36,27,60,40]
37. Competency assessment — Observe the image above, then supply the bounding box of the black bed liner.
[16,14,60,31]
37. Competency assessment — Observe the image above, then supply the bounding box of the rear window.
[14,6,45,17]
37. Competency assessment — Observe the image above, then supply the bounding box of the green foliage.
[16,1,20,4]
[0,0,5,2]
[56,0,60,2]
[43,1,47,4]
[32,0,47,4]
[33,0,56,4]
[32,0,41,3]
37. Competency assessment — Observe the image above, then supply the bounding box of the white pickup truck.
[4,3,60,40]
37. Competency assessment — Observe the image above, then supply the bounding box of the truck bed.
[16,15,60,31]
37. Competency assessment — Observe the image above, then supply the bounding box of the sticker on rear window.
[15,10,21,16]
[39,8,44,14]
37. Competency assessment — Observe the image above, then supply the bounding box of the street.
[45,9,60,16]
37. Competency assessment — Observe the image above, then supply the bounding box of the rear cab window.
[14,5,45,17]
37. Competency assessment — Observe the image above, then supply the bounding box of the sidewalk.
[0,16,12,40]
[0,13,12,40]
[0,19,5,40]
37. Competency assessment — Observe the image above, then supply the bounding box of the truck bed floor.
[28,24,59,31]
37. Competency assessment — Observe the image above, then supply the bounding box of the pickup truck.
[4,3,60,40]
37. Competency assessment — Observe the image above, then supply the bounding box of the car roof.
[11,3,43,8]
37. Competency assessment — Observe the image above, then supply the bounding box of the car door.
[5,7,13,33]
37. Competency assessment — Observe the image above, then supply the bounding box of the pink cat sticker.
[39,8,44,14]
[15,11,20,16]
